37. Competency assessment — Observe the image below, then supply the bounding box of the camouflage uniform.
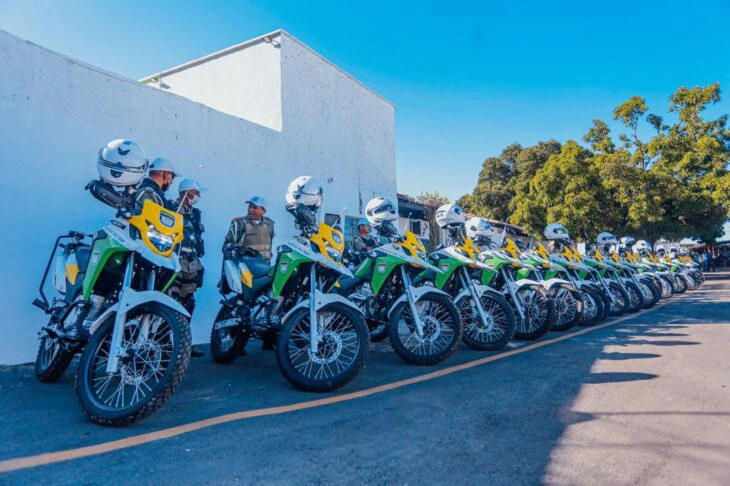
[169,199,205,313]
[223,216,275,260]
[135,178,174,210]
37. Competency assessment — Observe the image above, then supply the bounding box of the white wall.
[145,34,283,131]
[0,30,396,364]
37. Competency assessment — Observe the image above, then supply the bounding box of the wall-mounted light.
[263,35,281,48]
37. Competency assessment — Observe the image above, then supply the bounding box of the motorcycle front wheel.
[276,303,368,392]
[458,291,516,350]
[607,281,630,316]
[549,284,583,332]
[389,293,462,365]
[624,281,645,313]
[75,303,191,426]
[512,285,555,340]
[579,286,604,327]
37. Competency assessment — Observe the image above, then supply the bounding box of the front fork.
[459,267,488,325]
[106,254,136,373]
[309,265,322,354]
[502,268,526,321]
[401,266,425,337]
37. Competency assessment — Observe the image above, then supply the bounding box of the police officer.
[223,196,275,260]
[222,196,275,350]
[135,157,180,209]
[168,179,206,357]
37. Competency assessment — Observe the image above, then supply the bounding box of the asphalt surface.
[1,272,728,485]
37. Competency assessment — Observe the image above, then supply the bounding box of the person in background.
[169,179,206,357]
[135,157,180,210]
[222,196,275,350]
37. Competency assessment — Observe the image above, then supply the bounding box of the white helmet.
[285,176,323,208]
[620,236,635,248]
[434,203,466,228]
[365,197,398,225]
[544,223,570,241]
[466,217,495,240]
[597,232,618,246]
[633,240,652,254]
[679,247,689,256]
[97,139,148,186]
[669,247,679,255]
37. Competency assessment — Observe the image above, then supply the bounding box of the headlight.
[147,225,175,252]
[324,242,342,263]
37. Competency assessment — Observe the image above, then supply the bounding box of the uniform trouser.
[169,257,204,314]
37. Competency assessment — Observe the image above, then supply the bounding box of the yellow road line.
[0,299,681,474]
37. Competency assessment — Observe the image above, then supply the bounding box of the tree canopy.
[459,84,730,242]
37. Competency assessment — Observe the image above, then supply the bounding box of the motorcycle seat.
[242,257,272,278]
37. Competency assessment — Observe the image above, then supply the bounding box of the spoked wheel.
[389,292,461,365]
[512,285,555,340]
[277,303,368,392]
[458,291,516,350]
[607,282,630,316]
[210,306,247,364]
[35,327,77,383]
[624,281,645,312]
[638,279,660,308]
[550,284,583,332]
[579,286,604,326]
[75,304,191,426]
[683,273,699,291]
[673,274,688,294]
[659,275,674,298]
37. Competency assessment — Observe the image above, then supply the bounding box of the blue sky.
[2,0,729,201]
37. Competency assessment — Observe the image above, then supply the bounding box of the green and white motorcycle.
[337,219,462,365]
[210,203,369,392]
[34,180,192,426]
[415,227,516,351]
[472,238,556,340]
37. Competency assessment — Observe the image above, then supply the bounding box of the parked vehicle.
[34,180,192,426]
[336,198,462,365]
[210,178,369,392]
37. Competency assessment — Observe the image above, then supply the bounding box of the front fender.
[514,278,542,291]
[541,278,573,291]
[281,289,364,325]
[387,286,451,318]
[89,288,191,335]
[453,283,501,305]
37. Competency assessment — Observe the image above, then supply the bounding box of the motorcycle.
[34,180,192,426]
[475,238,556,340]
[210,204,369,392]
[336,220,462,365]
[415,227,517,350]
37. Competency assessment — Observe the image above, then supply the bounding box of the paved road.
[1,273,728,485]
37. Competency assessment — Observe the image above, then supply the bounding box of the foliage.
[460,84,730,242]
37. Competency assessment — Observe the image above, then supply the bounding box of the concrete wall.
[144,34,283,131]
[0,30,396,365]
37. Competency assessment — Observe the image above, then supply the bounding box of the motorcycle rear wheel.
[35,331,76,383]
